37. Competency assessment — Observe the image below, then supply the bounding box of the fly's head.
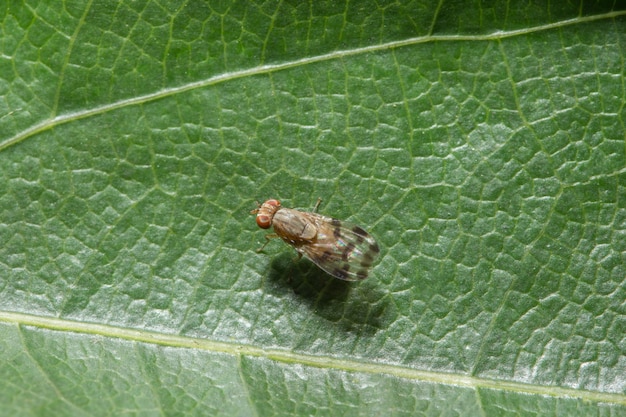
[252,199,282,229]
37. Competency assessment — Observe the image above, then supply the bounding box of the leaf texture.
[1,1,625,415]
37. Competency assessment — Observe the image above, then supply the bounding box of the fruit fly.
[251,198,380,281]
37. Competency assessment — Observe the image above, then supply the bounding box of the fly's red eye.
[256,215,272,229]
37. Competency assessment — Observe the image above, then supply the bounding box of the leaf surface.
[1,1,625,415]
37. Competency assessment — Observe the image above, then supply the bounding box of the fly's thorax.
[271,207,318,243]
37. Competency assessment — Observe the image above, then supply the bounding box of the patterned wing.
[297,216,380,281]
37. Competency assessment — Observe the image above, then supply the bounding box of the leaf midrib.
[2,310,625,406]
[3,10,623,153]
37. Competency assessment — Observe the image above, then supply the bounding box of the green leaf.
[1,1,625,415]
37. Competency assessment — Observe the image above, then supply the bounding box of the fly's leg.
[249,200,262,215]
[256,233,278,252]
[312,197,322,213]
[258,234,303,261]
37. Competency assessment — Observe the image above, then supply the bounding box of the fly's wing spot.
[360,253,375,267]
[358,242,380,267]
[331,219,342,239]
[332,264,351,280]
[321,250,334,262]
[352,226,369,243]
[341,243,356,262]
[356,269,369,280]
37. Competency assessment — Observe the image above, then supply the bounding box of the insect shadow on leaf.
[265,252,390,335]
[266,252,352,302]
